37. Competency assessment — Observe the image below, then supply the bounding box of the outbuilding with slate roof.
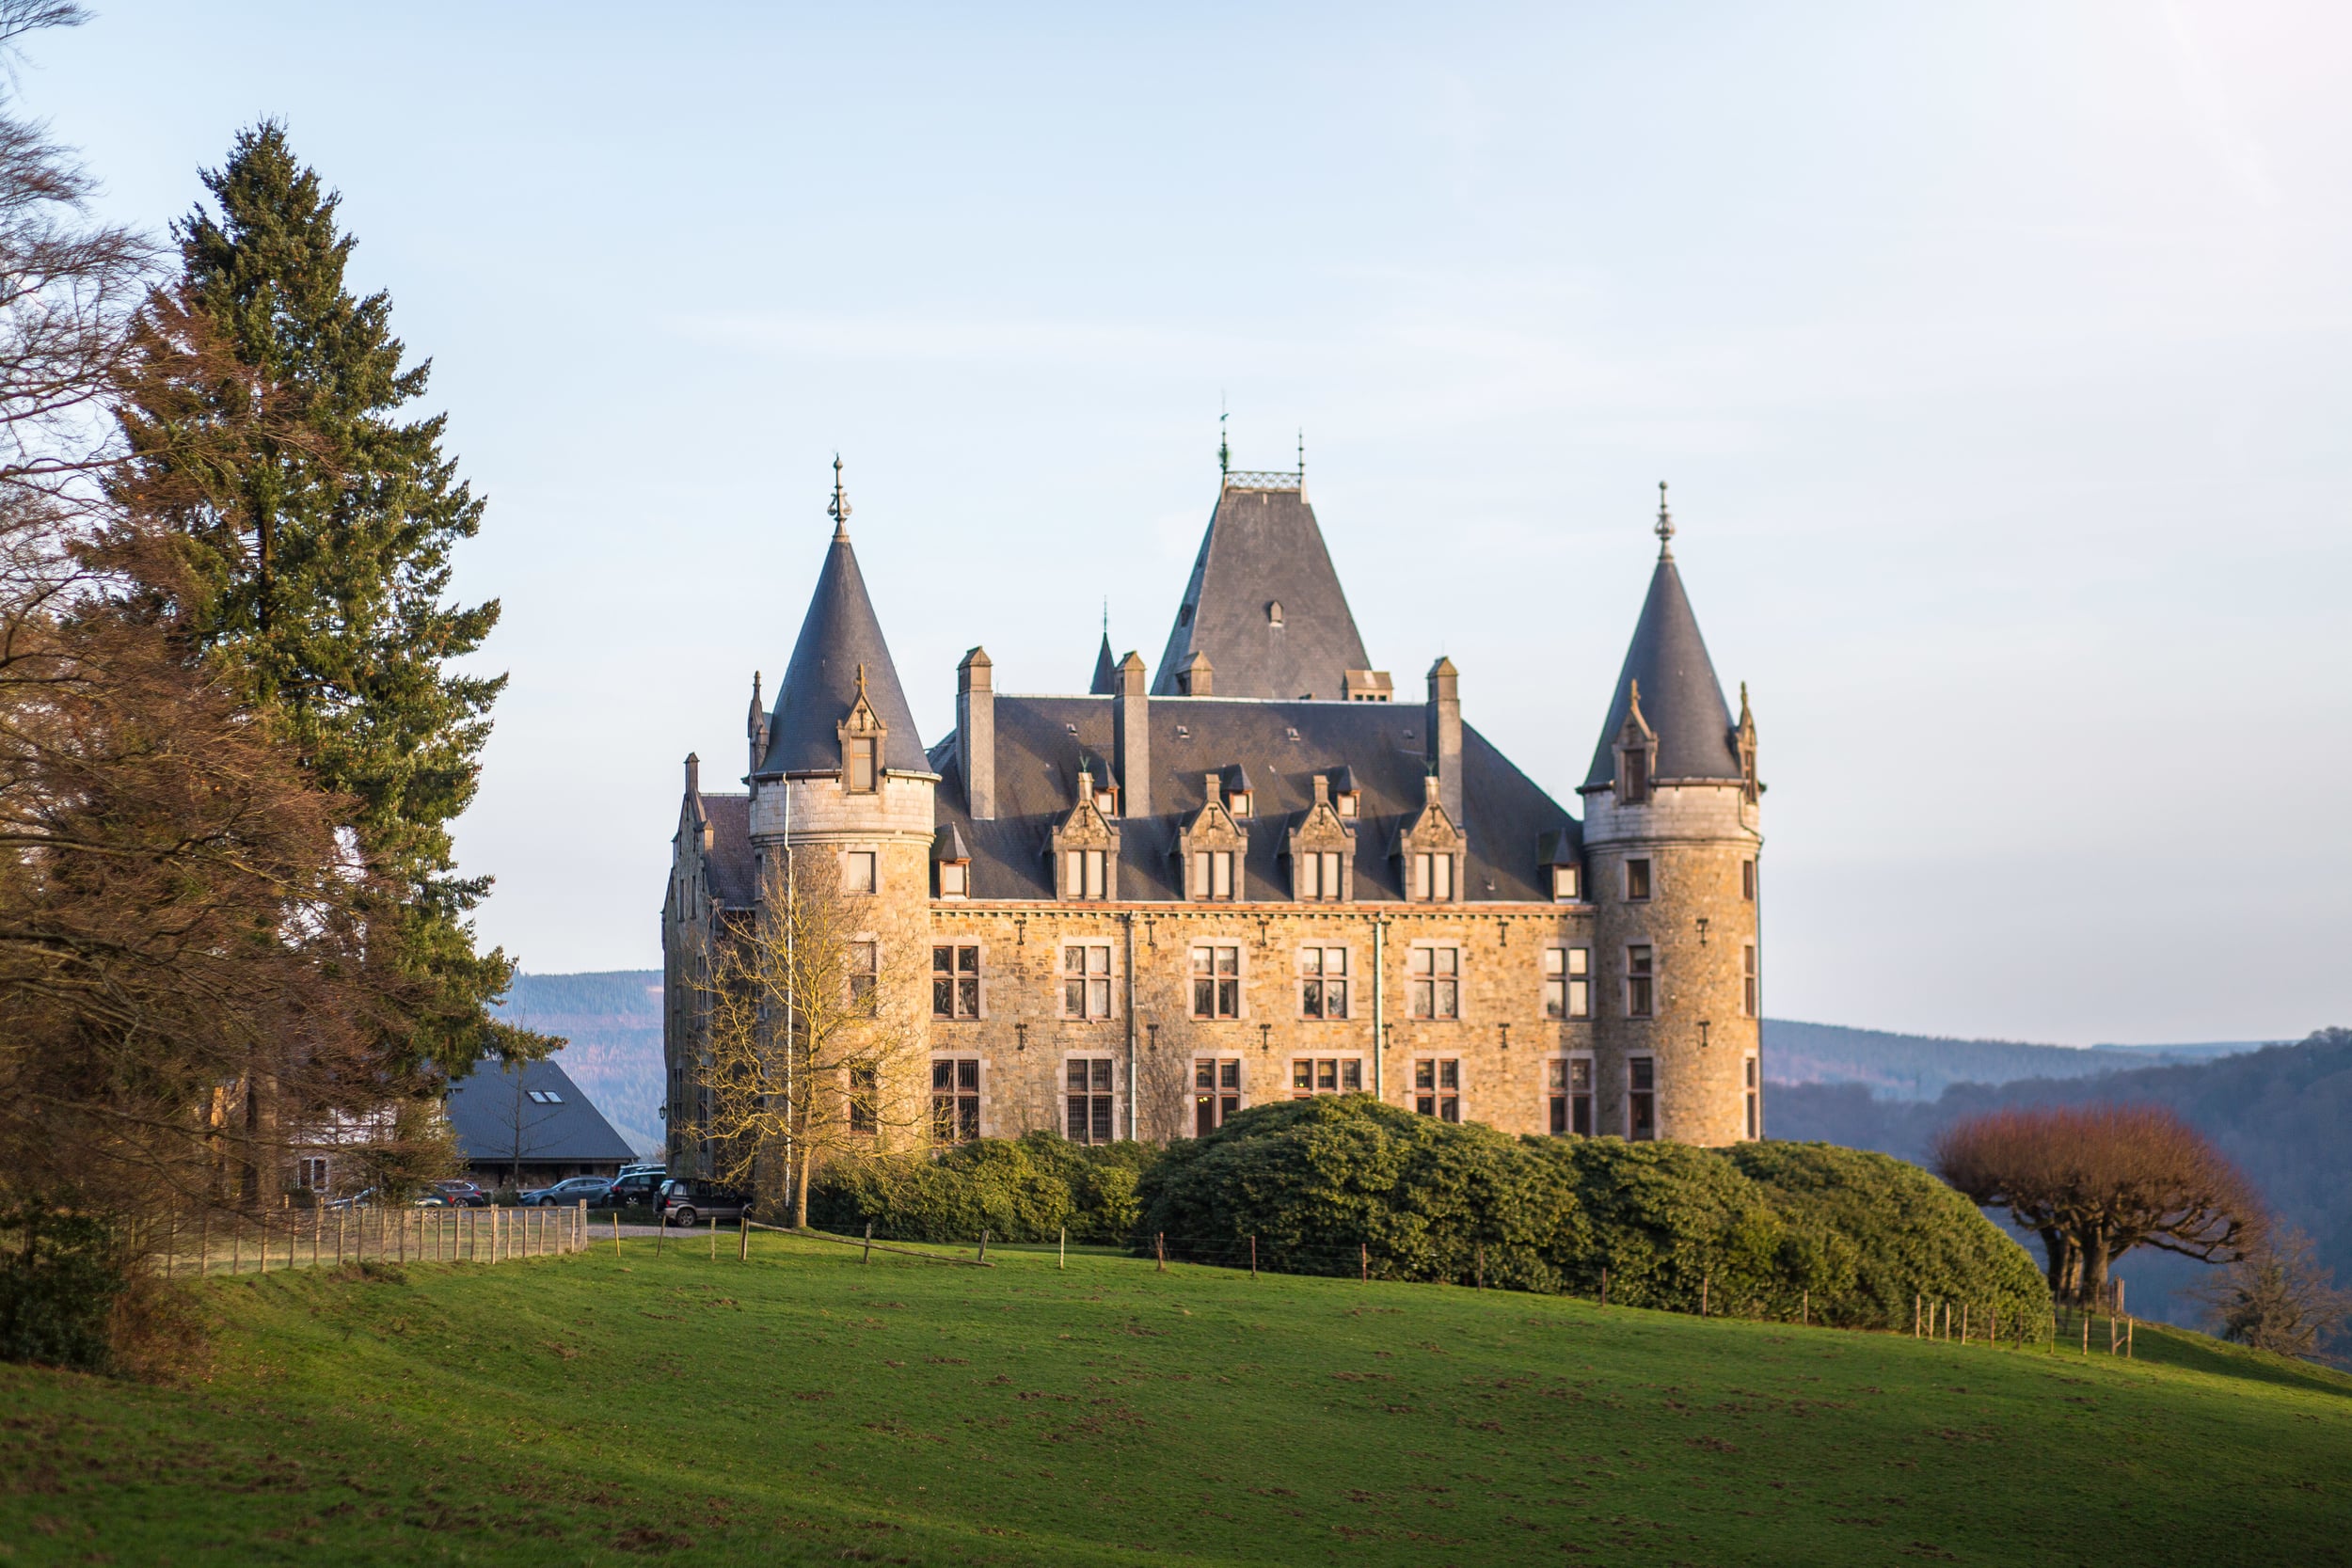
[662,454,1767,1196]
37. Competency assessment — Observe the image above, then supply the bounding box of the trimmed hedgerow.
[1133,1097,2050,1336]
[806,1132,1150,1245]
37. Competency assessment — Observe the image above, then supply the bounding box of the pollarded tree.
[691,849,930,1228]
[111,121,534,1084]
[1932,1103,2262,1307]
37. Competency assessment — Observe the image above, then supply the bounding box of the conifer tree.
[115,121,536,1079]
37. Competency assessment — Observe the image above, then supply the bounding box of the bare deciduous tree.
[2192,1227,2352,1363]
[691,850,928,1227]
[1933,1103,2263,1307]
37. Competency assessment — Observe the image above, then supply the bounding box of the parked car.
[519,1175,613,1208]
[434,1180,489,1209]
[616,1161,666,1180]
[659,1178,748,1228]
[327,1187,374,1212]
[412,1191,452,1207]
[593,1169,668,1210]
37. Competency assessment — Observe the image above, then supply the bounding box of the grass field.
[2,1232,2347,1566]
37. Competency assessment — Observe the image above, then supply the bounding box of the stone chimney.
[1116,651,1151,818]
[958,647,994,820]
[1426,657,1462,828]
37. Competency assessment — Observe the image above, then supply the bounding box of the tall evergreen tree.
[115,121,535,1078]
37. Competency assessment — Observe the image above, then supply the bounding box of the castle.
[662,457,1764,1176]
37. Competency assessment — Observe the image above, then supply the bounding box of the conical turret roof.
[1583,554,1740,788]
[759,519,926,776]
[1152,478,1370,700]
[1089,631,1119,694]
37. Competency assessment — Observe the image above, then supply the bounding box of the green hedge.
[0,1207,129,1371]
[807,1132,1152,1245]
[1134,1097,2050,1337]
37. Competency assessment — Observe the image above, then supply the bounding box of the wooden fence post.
[864,1222,874,1265]
[232,1212,242,1275]
[739,1216,748,1261]
[1801,1289,1808,1327]
[1249,1234,1256,1280]
[1057,1227,1064,1271]
[1915,1294,1921,1338]
[2126,1317,2134,1358]
[1699,1271,1708,1318]
[1962,1305,1969,1345]
[1600,1267,1608,1307]
[1359,1243,1367,1284]
[1475,1243,1485,1291]
[2081,1312,2090,1356]
[612,1211,622,1258]
[1157,1233,1166,1273]
[258,1212,267,1275]
[978,1229,991,1265]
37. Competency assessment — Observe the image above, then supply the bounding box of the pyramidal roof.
[1583,541,1740,789]
[1152,476,1371,700]
[758,512,926,777]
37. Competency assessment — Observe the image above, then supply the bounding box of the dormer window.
[1411,850,1455,902]
[1613,678,1657,805]
[1095,783,1119,816]
[1336,791,1359,818]
[847,735,878,793]
[1050,767,1120,902]
[1180,773,1248,902]
[1621,746,1648,803]
[939,860,968,898]
[1065,848,1108,900]
[1267,600,1283,627]
[838,662,887,794]
[1229,787,1251,818]
[1191,849,1237,900]
[1551,863,1581,902]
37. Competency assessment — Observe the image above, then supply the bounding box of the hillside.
[497,969,664,1156]
[1761,1019,2269,1101]
[3,1239,2346,1565]
[1772,1028,2352,1328]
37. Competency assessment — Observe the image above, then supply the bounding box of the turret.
[1579,486,1763,1147]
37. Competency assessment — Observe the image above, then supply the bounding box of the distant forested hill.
[1761,1019,2270,1101]
[1771,1028,2352,1326]
[498,970,662,1156]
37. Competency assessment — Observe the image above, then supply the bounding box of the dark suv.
[659,1178,749,1228]
[595,1169,667,1210]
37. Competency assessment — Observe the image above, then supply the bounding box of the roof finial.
[1655,481,1675,560]
[829,453,852,539]
[1103,596,1109,637]
[1297,426,1305,479]
[1218,396,1230,477]
[854,661,868,702]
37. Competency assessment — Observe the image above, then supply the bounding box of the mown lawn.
[2,1232,2347,1566]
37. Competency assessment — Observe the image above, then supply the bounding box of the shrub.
[807,1132,1151,1244]
[1133,1099,2051,1336]
[0,1206,132,1371]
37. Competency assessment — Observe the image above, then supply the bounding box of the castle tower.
[745,461,939,1154]
[1579,487,1763,1147]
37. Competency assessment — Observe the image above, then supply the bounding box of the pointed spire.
[1655,481,1675,560]
[758,467,924,776]
[1089,625,1120,694]
[1218,399,1230,477]
[1583,500,1739,790]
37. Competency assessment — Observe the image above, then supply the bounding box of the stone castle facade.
[662,462,1765,1175]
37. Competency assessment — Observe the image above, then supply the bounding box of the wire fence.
[93,1200,598,1277]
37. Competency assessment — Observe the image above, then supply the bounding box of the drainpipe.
[1371,913,1387,1100]
[1123,911,1138,1137]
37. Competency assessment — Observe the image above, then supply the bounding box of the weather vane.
[829,454,851,535]
[1655,481,1675,558]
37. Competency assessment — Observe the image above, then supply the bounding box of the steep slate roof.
[929,695,1578,903]
[1583,554,1741,788]
[445,1056,636,1167]
[696,792,756,908]
[1089,632,1119,695]
[758,524,927,776]
[1151,481,1372,700]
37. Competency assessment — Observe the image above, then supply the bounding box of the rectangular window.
[1543,947,1591,1021]
[1548,1057,1593,1135]
[847,850,877,895]
[848,735,877,793]
[1626,944,1654,1019]
[1299,945,1348,1019]
[1624,748,1648,802]
[1065,847,1107,900]
[1189,848,1239,899]
[1296,849,1344,901]
[931,1058,979,1143]
[1744,1055,1759,1140]
[849,941,878,1009]
[1625,858,1651,901]
[1193,1058,1241,1135]
[1551,863,1581,902]
[1408,946,1459,1020]
[1413,1058,1461,1121]
[1290,1057,1364,1097]
[931,945,980,1020]
[296,1156,330,1191]
[848,1063,878,1133]
[1067,1058,1116,1145]
[1742,943,1758,1018]
[939,861,968,898]
[1191,946,1241,1019]
[1063,944,1112,1020]
[1629,1056,1656,1141]
[1741,858,1756,901]
[1413,851,1455,902]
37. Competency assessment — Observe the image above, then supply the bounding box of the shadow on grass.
[2121,1319,2352,1399]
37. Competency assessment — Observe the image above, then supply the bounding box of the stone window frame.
[1395,774,1464,905]
[1543,944,1591,1022]
[1550,863,1581,902]
[930,1055,982,1143]
[1740,858,1757,902]
[844,847,879,895]
[1410,1054,1463,1121]
[1624,857,1653,902]
[930,942,985,1022]
[837,665,887,795]
[1296,943,1352,1021]
[1287,774,1355,903]
[847,1061,880,1134]
[1052,766,1121,903]
[1743,1054,1760,1141]
[848,935,880,1012]
[1192,1055,1246,1134]
[1406,939,1463,1021]
[1179,773,1248,903]
[1612,681,1657,805]
[1742,943,1758,1018]
[1624,942,1656,1020]
[1189,942,1246,1021]
[1064,1054,1119,1144]
[1289,1053,1366,1097]
[937,858,970,899]
[1627,1054,1658,1141]
[1059,941,1116,1022]
[1548,1053,1594,1136]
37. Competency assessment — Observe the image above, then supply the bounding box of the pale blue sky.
[27,3,2351,1042]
